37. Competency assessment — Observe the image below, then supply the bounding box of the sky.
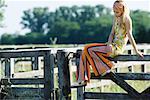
[0,0,149,35]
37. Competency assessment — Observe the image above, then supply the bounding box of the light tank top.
[110,18,128,57]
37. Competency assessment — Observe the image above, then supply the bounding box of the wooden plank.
[0,51,44,58]
[84,92,150,99]
[57,50,71,100]
[1,78,44,85]
[50,54,55,100]
[43,50,51,100]
[77,87,84,100]
[141,87,150,94]
[105,72,140,97]
[1,87,44,100]
[11,87,44,97]
[71,83,86,88]
[91,73,150,80]
[0,49,51,58]
[75,50,85,100]
[110,55,150,61]
[5,58,11,77]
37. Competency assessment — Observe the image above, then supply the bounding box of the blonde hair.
[114,0,130,27]
[116,0,124,2]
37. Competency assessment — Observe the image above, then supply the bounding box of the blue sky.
[0,0,149,35]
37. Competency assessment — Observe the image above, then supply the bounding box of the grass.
[102,80,150,93]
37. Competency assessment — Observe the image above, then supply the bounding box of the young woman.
[76,0,144,84]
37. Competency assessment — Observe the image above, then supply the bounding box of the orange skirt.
[76,43,114,83]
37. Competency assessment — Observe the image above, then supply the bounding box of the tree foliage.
[131,10,150,43]
[1,4,150,44]
[21,7,49,33]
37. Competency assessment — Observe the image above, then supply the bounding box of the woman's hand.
[135,50,144,58]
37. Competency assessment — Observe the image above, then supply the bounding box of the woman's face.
[113,2,124,17]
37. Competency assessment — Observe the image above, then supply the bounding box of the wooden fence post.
[43,50,53,100]
[5,58,11,78]
[57,50,71,100]
[76,50,84,100]
[50,54,55,100]
[106,72,140,98]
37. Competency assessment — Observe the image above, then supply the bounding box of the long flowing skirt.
[76,43,114,83]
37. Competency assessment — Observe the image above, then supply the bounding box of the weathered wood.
[1,48,150,100]
[77,86,84,100]
[4,58,11,78]
[11,87,44,97]
[84,92,150,100]
[110,55,150,61]
[4,58,14,78]
[71,83,86,88]
[75,50,85,100]
[105,72,140,97]
[0,49,49,58]
[43,50,52,100]
[91,73,150,80]
[57,50,71,100]
[0,49,53,99]
[141,87,150,94]
[1,78,44,85]
[50,54,55,100]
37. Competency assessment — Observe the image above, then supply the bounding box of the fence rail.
[74,50,150,100]
[0,49,54,100]
[0,44,150,100]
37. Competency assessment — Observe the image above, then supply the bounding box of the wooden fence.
[0,44,150,100]
[0,49,54,100]
[57,50,150,100]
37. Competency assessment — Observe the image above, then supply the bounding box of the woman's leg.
[77,51,90,83]
[77,43,113,83]
[84,43,113,74]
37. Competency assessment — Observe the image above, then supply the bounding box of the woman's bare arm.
[125,16,144,58]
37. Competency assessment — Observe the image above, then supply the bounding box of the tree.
[131,10,150,43]
[1,33,15,44]
[21,7,49,33]
[16,5,150,45]
[25,32,47,44]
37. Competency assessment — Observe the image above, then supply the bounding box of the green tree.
[131,10,150,43]
[18,5,150,44]
[47,5,113,44]
[1,33,15,44]
[25,32,46,44]
[21,7,49,33]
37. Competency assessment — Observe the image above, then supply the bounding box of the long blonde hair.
[114,0,130,27]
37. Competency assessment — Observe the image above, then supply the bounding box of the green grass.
[102,80,150,93]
